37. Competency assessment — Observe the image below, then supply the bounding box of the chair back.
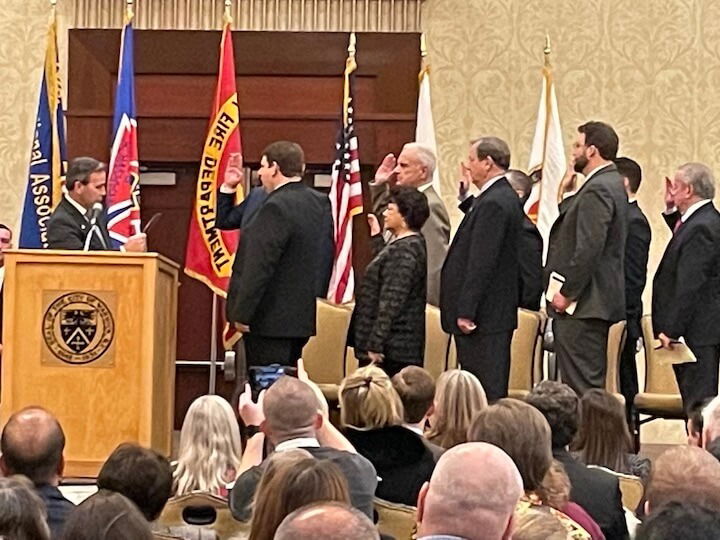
[374,498,417,540]
[447,336,458,370]
[508,309,543,398]
[156,492,248,539]
[605,320,627,395]
[640,315,682,395]
[302,300,353,385]
[587,466,645,511]
[424,304,451,379]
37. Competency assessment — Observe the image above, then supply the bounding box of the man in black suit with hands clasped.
[652,162,720,411]
[440,137,523,402]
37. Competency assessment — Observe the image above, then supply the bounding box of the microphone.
[87,202,103,226]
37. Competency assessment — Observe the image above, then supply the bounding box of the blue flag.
[19,15,67,249]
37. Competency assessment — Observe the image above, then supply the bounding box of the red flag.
[184,24,243,347]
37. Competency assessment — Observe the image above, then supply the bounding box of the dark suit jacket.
[216,186,268,230]
[554,449,628,540]
[371,183,450,306]
[47,197,114,251]
[652,202,720,345]
[230,445,378,521]
[440,178,522,335]
[36,484,75,539]
[625,201,651,335]
[226,182,333,337]
[519,216,543,311]
[545,164,628,321]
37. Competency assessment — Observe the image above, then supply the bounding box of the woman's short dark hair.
[65,157,107,191]
[97,443,173,521]
[637,501,720,540]
[578,121,619,161]
[389,186,430,231]
[525,381,579,449]
[262,141,305,178]
[60,490,153,540]
[467,398,552,491]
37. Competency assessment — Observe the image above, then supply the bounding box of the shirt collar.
[584,163,612,182]
[0,266,5,290]
[682,199,712,222]
[403,424,425,436]
[418,182,433,193]
[628,197,637,204]
[274,437,320,452]
[64,193,90,220]
[478,173,505,195]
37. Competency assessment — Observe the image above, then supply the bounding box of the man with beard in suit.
[370,143,450,307]
[46,157,146,252]
[616,157,651,423]
[652,162,720,411]
[440,137,523,401]
[545,121,627,395]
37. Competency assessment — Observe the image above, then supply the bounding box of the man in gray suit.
[545,121,627,395]
[371,143,450,306]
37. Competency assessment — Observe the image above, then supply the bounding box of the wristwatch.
[245,425,261,438]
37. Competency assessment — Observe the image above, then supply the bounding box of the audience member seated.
[644,445,720,514]
[391,365,444,460]
[0,475,51,540]
[415,442,523,540]
[701,394,720,449]
[174,395,242,497]
[339,365,436,506]
[706,436,720,463]
[687,397,712,447]
[572,389,651,483]
[425,369,487,449]
[526,381,627,540]
[274,502,379,540]
[467,399,595,538]
[512,508,569,540]
[636,501,720,540]
[250,455,350,540]
[231,376,377,521]
[0,406,74,538]
[97,443,173,521]
[60,489,153,540]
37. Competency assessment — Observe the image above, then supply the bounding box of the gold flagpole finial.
[50,0,57,7]
[126,0,134,21]
[420,33,428,58]
[543,33,552,67]
[348,32,356,57]
[224,0,233,24]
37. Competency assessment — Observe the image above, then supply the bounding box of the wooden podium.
[1,250,178,477]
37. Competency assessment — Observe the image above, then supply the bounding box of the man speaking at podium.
[47,157,146,252]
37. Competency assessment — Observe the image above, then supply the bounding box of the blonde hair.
[339,366,404,429]
[426,370,488,449]
[173,395,242,496]
[537,460,571,509]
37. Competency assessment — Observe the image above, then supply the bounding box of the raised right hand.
[458,162,471,198]
[373,153,397,185]
[664,176,676,212]
[367,213,382,236]
[223,152,244,189]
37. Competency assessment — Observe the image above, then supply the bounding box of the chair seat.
[508,389,529,400]
[634,392,684,417]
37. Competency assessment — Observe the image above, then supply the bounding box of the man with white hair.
[415,442,523,540]
[371,143,450,306]
[274,502,379,540]
[653,162,720,411]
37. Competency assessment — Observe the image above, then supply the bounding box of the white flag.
[415,68,441,195]
[525,64,566,262]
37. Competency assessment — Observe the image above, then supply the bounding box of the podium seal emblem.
[43,292,115,365]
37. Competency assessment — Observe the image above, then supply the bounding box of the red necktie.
[673,218,683,234]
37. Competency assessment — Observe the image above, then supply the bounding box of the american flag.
[327,33,363,304]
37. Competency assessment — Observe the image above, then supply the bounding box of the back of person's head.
[273,502,379,540]
[60,489,153,540]
[614,157,642,193]
[388,185,430,231]
[577,121,619,161]
[392,366,436,424]
[505,169,534,200]
[706,437,720,463]
[512,507,568,540]
[574,389,632,472]
[0,475,50,540]
[0,406,65,485]
[525,381,579,449]
[467,398,552,492]
[174,395,242,495]
[97,443,173,521]
[263,376,323,443]
[250,457,350,540]
[262,141,305,178]
[702,394,720,447]
[536,460,571,511]
[637,500,720,540]
[426,369,488,449]
[417,442,522,540]
[646,445,720,513]
[688,397,713,446]
[339,366,404,429]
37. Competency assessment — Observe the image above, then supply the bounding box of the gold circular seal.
[42,292,115,365]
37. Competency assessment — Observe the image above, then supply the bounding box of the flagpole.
[126,0,134,21]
